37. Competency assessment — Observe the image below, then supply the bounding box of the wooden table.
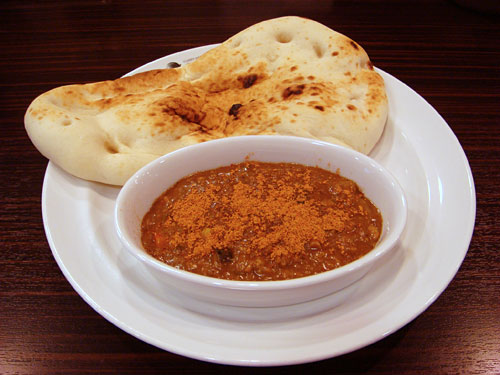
[1,1,499,373]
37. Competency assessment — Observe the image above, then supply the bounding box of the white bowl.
[114,135,407,309]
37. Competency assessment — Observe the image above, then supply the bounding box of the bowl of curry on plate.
[114,135,407,308]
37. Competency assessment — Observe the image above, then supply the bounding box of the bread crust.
[25,16,388,185]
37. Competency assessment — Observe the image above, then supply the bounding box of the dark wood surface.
[1,1,499,374]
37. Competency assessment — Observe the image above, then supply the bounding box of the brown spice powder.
[162,162,358,259]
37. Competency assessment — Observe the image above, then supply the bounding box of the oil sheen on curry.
[141,161,382,281]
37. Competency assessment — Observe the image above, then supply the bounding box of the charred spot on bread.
[239,74,258,88]
[162,105,205,124]
[282,84,305,99]
[229,103,242,117]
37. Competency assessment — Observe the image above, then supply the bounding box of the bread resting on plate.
[25,16,388,186]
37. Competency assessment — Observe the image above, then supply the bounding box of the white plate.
[41,45,476,366]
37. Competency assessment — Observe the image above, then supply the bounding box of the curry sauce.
[141,161,382,281]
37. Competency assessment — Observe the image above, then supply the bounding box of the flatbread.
[25,16,388,185]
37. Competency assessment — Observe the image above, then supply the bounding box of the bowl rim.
[114,135,407,290]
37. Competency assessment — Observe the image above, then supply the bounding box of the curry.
[141,161,382,281]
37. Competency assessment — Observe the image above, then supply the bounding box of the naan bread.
[25,16,388,185]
